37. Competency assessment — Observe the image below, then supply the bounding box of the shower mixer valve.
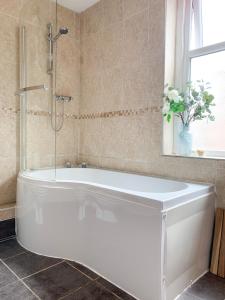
[55,95,72,102]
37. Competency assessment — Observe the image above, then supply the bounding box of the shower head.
[52,27,69,42]
[47,23,69,74]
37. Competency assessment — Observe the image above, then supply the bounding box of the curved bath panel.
[16,168,215,300]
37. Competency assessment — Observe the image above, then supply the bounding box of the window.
[191,0,225,49]
[174,0,225,158]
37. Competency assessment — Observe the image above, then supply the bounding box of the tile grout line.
[95,281,124,300]
[2,256,66,299]
[58,287,82,300]
[1,241,132,300]
[21,259,65,281]
[0,236,16,244]
[64,262,123,300]
[58,280,91,300]
[3,251,27,261]
[95,278,136,300]
[66,261,135,299]
[0,259,21,290]
[2,254,134,300]
[18,280,41,300]
[0,259,41,300]
[65,261,99,281]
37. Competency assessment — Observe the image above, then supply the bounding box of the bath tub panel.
[166,194,215,300]
[17,179,163,300]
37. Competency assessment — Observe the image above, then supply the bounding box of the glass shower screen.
[18,0,58,175]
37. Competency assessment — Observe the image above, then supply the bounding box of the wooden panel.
[210,208,224,275]
[218,209,225,277]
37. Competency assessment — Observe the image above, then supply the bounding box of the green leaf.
[208,115,215,121]
[170,101,185,113]
[167,114,171,122]
[192,90,199,98]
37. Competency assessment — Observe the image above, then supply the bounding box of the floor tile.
[0,239,26,260]
[66,261,99,280]
[187,273,225,300]
[0,280,37,299]
[0,261,17,289]
[24,261,90,300]
[63,281,118,300]
[178,291,203,300]
[4,251,61,278]
[97,277,136,300]
[0,219,15,240]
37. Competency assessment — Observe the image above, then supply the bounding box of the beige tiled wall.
[1,0,225,214]
[0,1,20,207]
[54,4,80,167]
[0,0,80,208]
[79,0,225,207]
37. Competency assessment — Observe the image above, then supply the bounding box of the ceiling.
[57,0,100,13]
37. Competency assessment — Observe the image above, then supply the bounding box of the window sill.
[162,151,225,160]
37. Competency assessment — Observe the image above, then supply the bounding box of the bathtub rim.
[19,167,215,187]
[20,167,186,189]
[17,168,215,211]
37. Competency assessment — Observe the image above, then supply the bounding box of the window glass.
[191,0,225,50]
[201,0,225,47]
[190,11,197,50]
[190,50,225,152]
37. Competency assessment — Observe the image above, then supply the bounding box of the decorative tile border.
[0,107,19,114]
[79,106,160,120]
[0,107,78,119]
[26,110,79,119]
[1,106,161,120]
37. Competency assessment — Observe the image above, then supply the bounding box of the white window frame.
[189,0,225,74]
[174,0,225,159]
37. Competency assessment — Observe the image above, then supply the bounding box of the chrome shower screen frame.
[19,26,27,172]
[18,0,58,173]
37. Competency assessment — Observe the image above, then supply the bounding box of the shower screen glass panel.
[19,0,57,175]
[54,4,79,174]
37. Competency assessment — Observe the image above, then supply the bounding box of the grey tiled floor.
[178,272,225,300]
[0,238,135,300]
[0,238,225,300]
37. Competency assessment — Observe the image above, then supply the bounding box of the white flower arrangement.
[163,81,215,127]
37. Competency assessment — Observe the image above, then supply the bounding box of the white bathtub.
[16,168,215,300]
